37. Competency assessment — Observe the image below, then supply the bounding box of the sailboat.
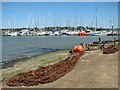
[87,9,107,36]
[19,13,37,36]
[9,15,18,36]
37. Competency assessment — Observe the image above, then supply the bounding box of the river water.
[2,36,118,64]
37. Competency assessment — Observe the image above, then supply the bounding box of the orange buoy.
[83,32,87,36]
[73,46,78,52]
[77,46,84,52]
[78,31,87,36]
[73,46,84,53]
[78,32,81,36]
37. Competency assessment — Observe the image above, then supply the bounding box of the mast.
[27,13,31,30]
[48,10,51,27]
[74,13,77,30]
[31,14,35,31]
[54,13,57,30]
[38,14,40,29]
[95,8,97,31]
[91,8,97,31]
[112,24,114,36]
[42,15,45,30]
[11,15,15,32]
[67,15,70,30]
[8,19,10,31]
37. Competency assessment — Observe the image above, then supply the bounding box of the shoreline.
[1,49,69,69]
[1,49,70,82]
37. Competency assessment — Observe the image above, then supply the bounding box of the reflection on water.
[2,36,118,63]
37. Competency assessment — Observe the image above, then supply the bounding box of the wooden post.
[99,37,101,42]
[80,43,84,49]
[113,41,116,46]
[86,43,90,50]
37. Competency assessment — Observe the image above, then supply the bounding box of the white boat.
[88,31,107,36]
[37,31,46,36]
[49,31,54,36]
[9,32,18,36]
[86,29,93,35]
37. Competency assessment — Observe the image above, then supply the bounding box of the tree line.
[2,26,112,31]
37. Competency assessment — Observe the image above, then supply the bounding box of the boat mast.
[8,19,10,31]
[48,10,51,27]
[12,15,16,32]
[74,13,77,30]
[38,14,40,30]
[11,16,15,32]
[27,13,31,30]
[32,14,35,31]
[95,8,97,31]
[91,8,97,32]
[54,13,57,30]
[67,15,70,31]
[42,15,45,30]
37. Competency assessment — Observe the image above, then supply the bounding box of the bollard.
[80,43,84,49]
[99,37,101,42]
[86,43,90,50]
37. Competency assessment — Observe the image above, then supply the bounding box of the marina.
[2,27,119,36]
[1,2,119,88]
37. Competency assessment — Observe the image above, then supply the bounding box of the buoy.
[73,46,84,53]
[78,32,81,36]
[73,46,78,52]
[83,32,86,36]
[78,31,87,36]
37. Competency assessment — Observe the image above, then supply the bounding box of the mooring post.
[86,43,90,50]
[99,37,101,42]
[80,43,84,49]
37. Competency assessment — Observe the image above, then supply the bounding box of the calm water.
[2,36,118,64]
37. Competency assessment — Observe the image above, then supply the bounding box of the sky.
[2,2,118,28]
[1,0,120,2]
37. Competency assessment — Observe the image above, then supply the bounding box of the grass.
[1,49,70,82]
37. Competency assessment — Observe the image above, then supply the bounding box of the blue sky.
[2,2,118,28]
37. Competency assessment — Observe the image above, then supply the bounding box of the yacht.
[9,32,18,36]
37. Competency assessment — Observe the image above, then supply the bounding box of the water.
[2,36,118,64]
